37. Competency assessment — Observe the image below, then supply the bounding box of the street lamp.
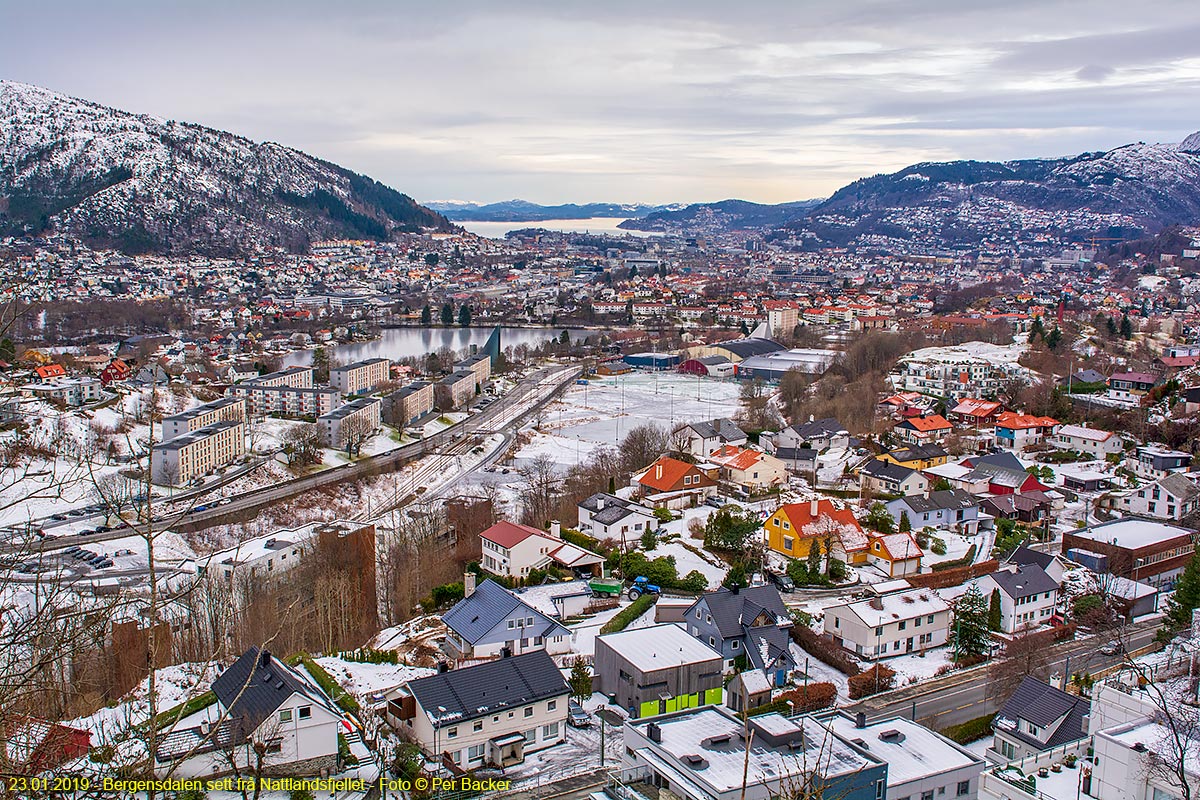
[433,705,447,775]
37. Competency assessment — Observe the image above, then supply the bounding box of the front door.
[906,637,914,652]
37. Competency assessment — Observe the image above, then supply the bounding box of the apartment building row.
[151,418,246,485]
[331,357,390,395]
[317,397,382,449]
[161,397,247,441]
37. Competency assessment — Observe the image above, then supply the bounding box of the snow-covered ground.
[919,529,976,569]
[315,655,436,701]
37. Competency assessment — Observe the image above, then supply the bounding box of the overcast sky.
[3,0,1200,205]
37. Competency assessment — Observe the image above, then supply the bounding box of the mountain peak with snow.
[1180,131,1200,154]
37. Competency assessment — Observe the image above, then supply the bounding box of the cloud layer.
[3,0,1199,204]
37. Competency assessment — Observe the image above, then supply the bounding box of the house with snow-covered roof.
[682,585,796,685]
[824,584,951,659]
[885,490,985,536]
[479,521,604,579]
[764,499,869,565]
[577,492,657,541]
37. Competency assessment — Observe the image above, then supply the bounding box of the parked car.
[567,700,591,728]
[767,570,795,593]
[97,559,114,569]
[705,496,727,509]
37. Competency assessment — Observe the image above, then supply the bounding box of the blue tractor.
[627,576,662,601]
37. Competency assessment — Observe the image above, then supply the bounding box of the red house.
[634,456,718,504]
[99,358,132,386]
[4,718,91,773]
[33,363,67,381]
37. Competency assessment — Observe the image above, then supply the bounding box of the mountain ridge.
[0,81,452,255]
[425,199,685,221]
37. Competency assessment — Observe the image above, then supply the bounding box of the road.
[848,621,1161,728]
[7,363,581,554]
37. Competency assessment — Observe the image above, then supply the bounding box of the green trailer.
[588,576,623,597]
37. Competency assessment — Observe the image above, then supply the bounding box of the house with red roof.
[948,397,1003,427]
[33,363,67,382]
[1106,372,1161,405]
[480,521,603,580]
[894,414,953,445]
[99,358,132,386]
[705,445,787,494]
[994,412,1060,451]
[764,499,869,565]
[633,456,718,508]
[3,718,90,774]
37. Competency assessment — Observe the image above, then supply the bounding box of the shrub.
[930,545,977,572]
[653,507,673,523]
[828,558,848,582]
[679,570,709,592]
[787,559,809,585]
[601,594,657,634]
[790,625,861,677]
[848,664,896,700]
[931,538,948,556]
[563,529,602,551]
[430,582,464,607]
[939,713,996,744]
[791,608,814,627]
[641,530,657,551]
[747,682,837,716]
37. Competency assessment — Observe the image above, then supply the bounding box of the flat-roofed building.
[330,357,390,396]
[457,353,491,388]
[161,397,246,442]
[226,383,340,418]
[244,366,313,388]
[594,623,724,717]
[152,419,245,485]
[1063,518,1195,589]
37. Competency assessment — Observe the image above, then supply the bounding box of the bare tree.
[619,422,669,474]
[518,454,561,528]
[339,414,376,458]
[281,422,322,466]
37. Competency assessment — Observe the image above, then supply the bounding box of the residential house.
[479,521,604,579]
[633,456,719,508]
[957,452,1049,496]
[825,584,950,658]
[154,647,343,778]
[879,443,950,469]
[1053,424,1123,458]
[675,418,747,459]
[988,676,1088,763]
[619,707,888,800]
[577,493,657,542]
[4,719,90,775]
[1063,518,1195,589]
[1007,546,1065,584]
[974,565,1059,634]
[1110,473,1200,522]
[1127,444,1192,480]
[682,585,796,685]
[949,398,1003,428]
[886,489,983,535]
[389,650,568,770]
[866,532,925,577]
[594,623,724,718]
[440,578,572,660]
[1105,372,1160,405]
[99,358,132,386]
[895,414,954,445]
[994,412,1060,451]
[859,459,930,497]
[767,417,849,454]
[706,445,788,494]
[981,493,1053,527]
[764,499,869,565]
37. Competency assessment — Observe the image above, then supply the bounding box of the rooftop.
[1071,518,1194,550]
[824,713,983,788]
[598,623,723,673]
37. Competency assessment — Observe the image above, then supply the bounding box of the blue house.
[682,585,795,685]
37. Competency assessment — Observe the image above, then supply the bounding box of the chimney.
[597,496,605,510]
[809,414,815,422]
[656,464,663,480]
[437,661,450,673]
[259,650,271,668]
[731,584,741,595]
[648,722,662,743]
[464,571,476,598]
[550,520,561,537]
[810,498,819,517]
[501,646,513,659]
[855,712,867,729]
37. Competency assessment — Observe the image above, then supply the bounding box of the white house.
[479,521,603,578]
[824,583,951,659]
[1053,424,1123,458]
[675,418,747,459]
[388,650,569,770]
[974,564,1059,634]
[154,647,344,778]
[1112,473,1200,521]
[440,578,573,660]
[577,493,657,541]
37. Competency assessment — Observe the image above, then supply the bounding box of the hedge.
[601,594,657,634]
[291,653,361,716]
[940,713,996,744]
[562,529,601,551]
[909,558,998,589]
[930,544,977,572]
[747,684,837,718]
[790,624,862,677]
[848,664,896,700]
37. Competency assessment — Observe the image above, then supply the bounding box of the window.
[938,788,946,795]
[927,615,934,623]
[543,722,559,739]
[784,537,794,551]
[266,739,282,754]
[922,791,934,800]
[915,616,921,627]
[709,637,716,646]
[834,617,840,628]
[1027,722,1040,736]
[898,620,906,631]
[474,720,483,732]
[525,707,534,718]
[875,627,883,636]
[447,727,458,739]
[524,729,537,744]
[957,781,970,796]
[468,744,485,761]
[732,640,740,650]
[508,620,516,629]
[279,709,293,723]
[298,706,311,720]
[547,700,557,711]
[1000,740,1016,759]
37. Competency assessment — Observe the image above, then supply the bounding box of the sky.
[2,0,1200,205]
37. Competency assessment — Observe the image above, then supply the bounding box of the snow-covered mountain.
[425,199,683,221]
[0,81,451,254]
[797,134,1200,248]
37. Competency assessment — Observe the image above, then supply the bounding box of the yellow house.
[878,444,949,470]
[764,499,869,565]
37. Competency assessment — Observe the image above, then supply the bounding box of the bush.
[848,664,896,700]
[679,570,709,592]
[791,608,814,627]
[653,507,673,523]
[601,594,657,634]
[292,653,361,715]
[747,682,837,716]
[939,713,996,744]
[562,529,601,551]
[787,559,809,585]
[931,538,948,556]
[828,558,848,582]
[641,530,657,551]
[430,582,464,607]
[790,624,861,677]
[339,647,399,665]
[930,544,977,572]
[1073,594,1103,617]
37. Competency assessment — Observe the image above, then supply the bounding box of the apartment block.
[152,419,245,485]
[330,357,390,395]
[435,369,477,411]
[457,353,492,388]
[226,383,340,418]
[245,366,313,389]
[161,397,246,442]
[382,381,435,427]
[317,397,381,449]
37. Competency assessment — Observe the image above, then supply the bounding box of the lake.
[280,326,590,366]
[457,217,661,239]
